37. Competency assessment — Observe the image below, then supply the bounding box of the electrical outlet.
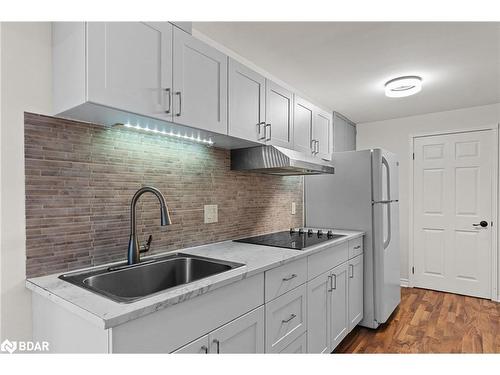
[291,202,296,215]
[204,204,218,224]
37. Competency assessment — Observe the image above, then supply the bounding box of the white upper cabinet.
[173,28,228,134]
[86,22,173,120]
[333,113,356,152]
[313,109,333,160]
[293,96,314,154]
[228,59,266,143]
[265,80,294,148]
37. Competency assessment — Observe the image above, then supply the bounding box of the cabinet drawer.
[348,237,363,259]
[265,258,307,302]
[279,332,307,353]
[308,242,348,280]
[265,284,307,353]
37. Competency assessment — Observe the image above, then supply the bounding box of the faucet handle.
[140,235,153,253]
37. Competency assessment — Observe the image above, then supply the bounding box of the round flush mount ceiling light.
[384,76,422,98]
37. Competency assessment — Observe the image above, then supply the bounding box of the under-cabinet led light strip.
[115,123,214,146]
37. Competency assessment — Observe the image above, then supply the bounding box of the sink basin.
[59,254,244,303]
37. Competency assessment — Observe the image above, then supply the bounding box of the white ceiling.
[193,22,500,123]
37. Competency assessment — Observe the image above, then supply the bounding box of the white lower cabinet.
[330,263,349,351]
[280,332,307,353]
[265,284,307,353]
[306,270,331,353]
[348,255,364,331]
[173,306,265,354]
[209,306,265,353]
[173,335,209,354]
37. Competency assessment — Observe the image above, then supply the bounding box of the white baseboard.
[400,278,409,287]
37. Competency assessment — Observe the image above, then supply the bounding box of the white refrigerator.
[305,149,400,329]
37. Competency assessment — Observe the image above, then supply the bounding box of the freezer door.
[372,149,399,202]
[372,201,401,324]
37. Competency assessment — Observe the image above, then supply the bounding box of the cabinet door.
[330,262,349,351]
[333,114,345,152]
[265,80,294,148]
[348,255,364,331]
[173,27,227,134]
[228,59,266,143]
[208,306,264,354]
[172,335,209,354]
[306,271,331,353]
[313,109,332,160]
[345,123,356,151]
[293,96,314,154]
[87,22,173,120]
[280,332,307,353]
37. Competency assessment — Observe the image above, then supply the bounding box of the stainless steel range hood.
[231,145,335,176]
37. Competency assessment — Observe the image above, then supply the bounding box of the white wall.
[0,22,52,341]
[357,103,500,295]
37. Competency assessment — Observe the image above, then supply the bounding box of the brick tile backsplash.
[24,113,303,277]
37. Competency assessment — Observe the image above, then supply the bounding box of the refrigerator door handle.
[382,155,391,201]
[383,202,392,250]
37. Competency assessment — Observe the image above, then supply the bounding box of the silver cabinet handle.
[201,345,208,354]
[327,275,333,292]
[349,264,354,278]
[282,313,297,323]
[282,274,297,281]
[175,91,182,117]
[315,140,320,154]
[311,138,316,153]
[164,88,171,114]
[331,273,337,290]
[257,122,266,140]
[265,123,272,141]
[212,339,220,354]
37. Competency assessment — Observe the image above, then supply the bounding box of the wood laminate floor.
[335,287,500,353]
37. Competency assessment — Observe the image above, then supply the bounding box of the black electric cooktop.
[234,229,346,250]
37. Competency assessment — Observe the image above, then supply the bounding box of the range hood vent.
[231,145,334,176]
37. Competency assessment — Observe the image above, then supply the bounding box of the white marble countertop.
[26,229,364,330]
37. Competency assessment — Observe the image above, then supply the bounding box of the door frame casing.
[408,124,499,302]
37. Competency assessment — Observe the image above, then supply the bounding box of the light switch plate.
[291,202,296,215]
[204,204,218,224]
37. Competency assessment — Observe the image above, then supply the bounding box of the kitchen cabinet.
[333,112,356,152]
[228,59,266,143]
[172,27,228,134]
[280,332,307,353]
[79,22,173,120]
[307,270,331,353]
[265,284,307,353]
[330,262,349,351]
[209,306,265,353]
[348,254,364,331]
[173,306,264,354]
[293,96,314,153]
[313,108,333,160]
[265,80,294,148]
[293,96,332,159]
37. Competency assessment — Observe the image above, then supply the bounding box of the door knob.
[472,221,488,228]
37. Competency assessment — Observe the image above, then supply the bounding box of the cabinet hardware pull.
[257,122,266,140]
[164,88,171,114]
[315,140,320,154]
[353,245,361,250]
[311,138,316,152]
[265,123,272,141]
[332,274,337,290]
[175,91,182,117]
[201,345,208,354]
[212,339,220,354]
[349,264,354,278]
[281,313,297,323]
[282,274,297,281]
[327,275,333,292]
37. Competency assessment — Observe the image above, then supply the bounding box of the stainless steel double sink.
[59,253,244,303]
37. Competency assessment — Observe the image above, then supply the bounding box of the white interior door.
[413,130,494,299]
